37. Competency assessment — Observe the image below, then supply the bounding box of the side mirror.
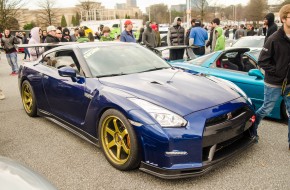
[248,69,264,80]
[58,67,76,78]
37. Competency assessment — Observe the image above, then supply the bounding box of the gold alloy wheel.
[22,83,33,113]
[101,116,131,165]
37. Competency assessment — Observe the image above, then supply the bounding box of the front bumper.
[140,134,256,179]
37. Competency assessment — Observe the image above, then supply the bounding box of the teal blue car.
[168,48,287,120]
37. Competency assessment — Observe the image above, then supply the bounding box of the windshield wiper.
[96,73,127,78]
[138,67,170,73]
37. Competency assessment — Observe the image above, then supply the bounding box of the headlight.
[128,98,187,127]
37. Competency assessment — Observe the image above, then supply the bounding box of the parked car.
[168,47,287,119]
[18,42,256,179]
[227,36,265,51]
[0,156,57,190]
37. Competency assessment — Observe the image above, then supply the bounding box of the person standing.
[100,27,114,41]
[142,21,157,50]
[206,22,214,51]
[263,12,278,42]
[253,4,290,150]
[28,27,44,61]
[189,20,208,56]
[1,29,19,75]
[77,29,89,43]
[41,30,47,43]
[55,29,62,42]
[185,19,196,46]
[44,25,58,51]
[22,32,30,60]
[120,20,136,42]
[137,27,144,44]
[211,18,222,51]
[167,17,185,60]
[61,28,72,42]
[151,23,161,47]
[70,28,79,42]
[214,27,225,51]
[235,24,247,40]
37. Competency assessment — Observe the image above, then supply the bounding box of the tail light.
[250,115,256,123]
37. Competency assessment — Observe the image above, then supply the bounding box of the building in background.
[127,0,137,7]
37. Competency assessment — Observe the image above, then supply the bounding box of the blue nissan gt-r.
[18,42,256,179]
[169,48,286,120]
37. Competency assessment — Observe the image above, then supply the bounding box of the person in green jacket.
[214,27,225,51]
[100,26,114,41]
[77,29,90,43]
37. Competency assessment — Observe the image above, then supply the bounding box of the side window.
[41,52,57,68]
[212,52,245,72]
[55,50,84,76]
[243,55,257,72]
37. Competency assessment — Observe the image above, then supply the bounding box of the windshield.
[81,45,171,77]
[187,53,214,66]
[232,38,264,48]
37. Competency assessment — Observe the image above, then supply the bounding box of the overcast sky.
[29,0,278,12]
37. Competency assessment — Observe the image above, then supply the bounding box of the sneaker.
[11,72,18,76]
[9,72,15,76]
[0,90,5,100]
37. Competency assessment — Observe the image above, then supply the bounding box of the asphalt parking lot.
[0,52,289,190]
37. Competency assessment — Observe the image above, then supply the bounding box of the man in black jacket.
[142,21,156,50]
[44,25,59,51]
[263,12,278,43]
[254,4,290,150]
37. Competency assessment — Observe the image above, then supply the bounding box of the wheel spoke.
[116,145,121,159]
[107,140,116,149]
[120,129,128,138]
[121,141,130,155]
[24,91,30,97]
[106,127,115,137]
[113,118,120,133]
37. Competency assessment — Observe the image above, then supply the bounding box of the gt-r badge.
[84,93,93,99]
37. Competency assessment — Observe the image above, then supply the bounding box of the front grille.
[205,106,251,127]
[202,129,253,162]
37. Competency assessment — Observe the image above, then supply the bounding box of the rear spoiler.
[16,42,78,48]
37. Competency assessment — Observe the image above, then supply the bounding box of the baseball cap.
[124,20,133,26]
[177,18,182,21]
[195,20,201,25]
[47,25,56,33]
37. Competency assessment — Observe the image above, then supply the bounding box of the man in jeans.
[254,4,290,150]
[1,29,19,75]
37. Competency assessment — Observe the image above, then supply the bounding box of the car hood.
[98,68,241,116]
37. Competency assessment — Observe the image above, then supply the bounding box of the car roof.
[238,36,265,40]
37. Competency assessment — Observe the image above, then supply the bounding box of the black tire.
[281,101,289,120]
[98,109,140,171]
[21,80,37,117]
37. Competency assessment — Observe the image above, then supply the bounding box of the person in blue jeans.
[1,29,19,75]
[254,4,290,150]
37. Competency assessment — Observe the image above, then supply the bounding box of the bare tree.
[0,0,24,31]
[37,0,59,26]
[78,0,99,21]
[78,0,98,11]
[245,0,268,23]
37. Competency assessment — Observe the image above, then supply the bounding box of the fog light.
[250,115,256,123]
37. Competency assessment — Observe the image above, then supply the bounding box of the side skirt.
[38,109,100,147]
